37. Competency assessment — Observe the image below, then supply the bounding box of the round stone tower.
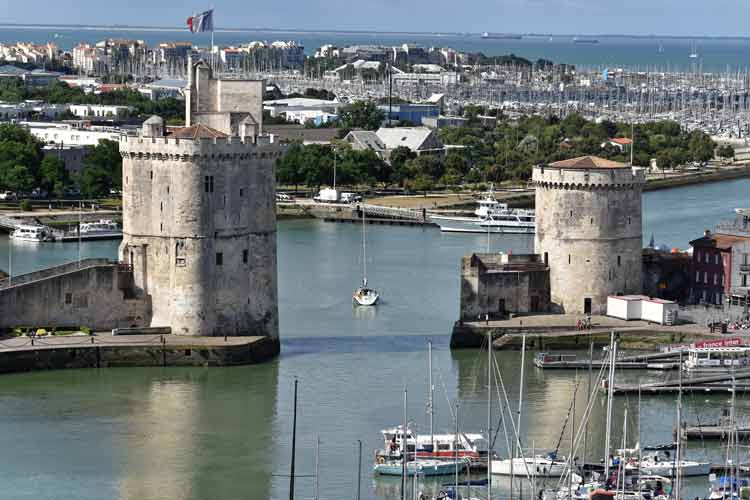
[119,121,281,337]
[532,156,646,315]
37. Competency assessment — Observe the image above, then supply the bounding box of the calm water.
[1,27,750,72]
[0,180,748,500]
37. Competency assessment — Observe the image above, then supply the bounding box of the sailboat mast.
[289,378,298,500]
[428,339,434,451]
[487,334,493,500]
[402,387,408,500]
[604,331,616,479]
[675,351,683,500]
[362,206,367,286]
[314,435,320,500]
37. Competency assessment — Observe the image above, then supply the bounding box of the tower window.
[239,188,244,197]
[204,175,214,193]
[617,255,621,266]
[150,171,153,180]
[216,252,223,266]
[568,254,571,264]
[166,185,170,194]
[243,249,249,264]
[628,216,632,224]
[65,292,72,305]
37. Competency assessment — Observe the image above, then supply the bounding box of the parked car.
[0,191,17,201]
[276,193,292,202]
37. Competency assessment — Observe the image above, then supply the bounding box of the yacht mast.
[362,206,367,287]
[428,339,434,453]
[604,331,617,479]
[487,334,493,500]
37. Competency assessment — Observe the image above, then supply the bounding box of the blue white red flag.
[187,9,214,33]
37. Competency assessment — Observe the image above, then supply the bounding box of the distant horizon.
[3,22,750,41]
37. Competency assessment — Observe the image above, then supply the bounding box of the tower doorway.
[584,298,592,315]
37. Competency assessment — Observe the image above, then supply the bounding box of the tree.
[408,174,434,197]
[39,155,69,197]
[716,144,735,160]
[0,123,43,193]
[388,146,416,185]
[80,139,121,197]
[339,101,384,131]
[277,142,305,192]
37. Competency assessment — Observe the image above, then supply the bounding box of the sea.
[0,179,748,500]
[2,25,750,72]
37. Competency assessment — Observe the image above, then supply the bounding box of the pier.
[610,370,750,394]
[0,334,280,375]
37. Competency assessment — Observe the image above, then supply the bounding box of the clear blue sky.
[4,0,750,36]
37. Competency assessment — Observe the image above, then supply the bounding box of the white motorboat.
[683,347,750,373]
[376,425,488,467]
[353,206,379,306]
[429,187,535,234]
[10,224,53,242]
[491,453,567,477]
[79,219,120,236]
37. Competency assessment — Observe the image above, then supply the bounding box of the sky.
[2,0,750,37]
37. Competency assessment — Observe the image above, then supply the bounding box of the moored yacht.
[10,224,53,242]
[429,188,535,234]
[683,347,750,373]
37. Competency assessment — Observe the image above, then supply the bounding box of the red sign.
[693,338,743,349]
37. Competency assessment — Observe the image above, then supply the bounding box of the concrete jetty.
[0,334,279,375]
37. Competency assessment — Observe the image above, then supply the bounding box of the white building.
[21,121,123,146]
[68,104,133,119]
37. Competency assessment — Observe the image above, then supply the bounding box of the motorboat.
[374,458,468,477]
[683,347,750,373]
[79,219,120,235]
[491,453,568,477]
[376,426,488,468]
[705,476,750,500]
[10,224,53,242]
[429,187,535,234]
[546,475,671,500]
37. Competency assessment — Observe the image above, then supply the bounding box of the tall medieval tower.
[532,156,645,315]
[119,58,281,338]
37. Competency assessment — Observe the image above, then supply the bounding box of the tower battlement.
[120,134,282,161]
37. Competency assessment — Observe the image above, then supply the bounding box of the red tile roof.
[547,156,628,169]
[609,137,633,145]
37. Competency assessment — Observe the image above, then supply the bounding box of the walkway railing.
[360,203,426,222]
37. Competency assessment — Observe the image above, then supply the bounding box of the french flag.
[187,9,214,33]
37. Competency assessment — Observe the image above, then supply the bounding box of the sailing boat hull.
[374,460,466,477]
[490,457,567,477]
[353,288,379,306]
[631,461,711,477]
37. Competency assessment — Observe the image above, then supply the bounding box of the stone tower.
[532,156,645,315]
[119,59,281,339]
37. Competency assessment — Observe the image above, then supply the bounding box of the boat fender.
[377,457,385,464]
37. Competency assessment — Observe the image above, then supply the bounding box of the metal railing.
[0,259,122,290]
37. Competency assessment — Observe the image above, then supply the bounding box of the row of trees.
[277,110,727,190]
[0,124,121,197]
[0,79,183,122]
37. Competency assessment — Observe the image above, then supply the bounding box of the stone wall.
[0,263,150,330]
[119,135,280,338]
[533,166,645,314]
[460,253,550,321]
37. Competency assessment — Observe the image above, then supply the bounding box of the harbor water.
[0,180,749,500]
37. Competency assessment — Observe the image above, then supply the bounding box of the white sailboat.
[353,206,379,306]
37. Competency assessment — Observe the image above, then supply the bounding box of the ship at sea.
[481,32,522,39]
[573,37,599,44]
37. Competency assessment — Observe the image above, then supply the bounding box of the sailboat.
[689,42,699,59]
[353,206,379,306]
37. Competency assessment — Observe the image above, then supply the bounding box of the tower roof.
[169,123,228,140]
[547,156,628,169]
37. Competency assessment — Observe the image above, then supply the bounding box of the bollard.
[31,338,34,346]
[224,335,227,342]
[91,337,94,344]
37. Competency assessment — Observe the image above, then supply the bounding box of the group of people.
[576,315,593,330]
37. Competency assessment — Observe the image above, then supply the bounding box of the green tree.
[80,139,121,197]
[339,101,384,131]
[276,142,305,192]
[716,144,735,160]
[39,155,68,196]
[0,123,43,193]
[388,146,416,185]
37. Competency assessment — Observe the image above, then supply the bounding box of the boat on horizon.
[574,37,599,44]
[481,32,522,40]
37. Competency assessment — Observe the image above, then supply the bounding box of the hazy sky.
[3,0,750,36]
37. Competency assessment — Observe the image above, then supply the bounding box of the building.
[69,104,133,119]
[602,137,633,153]
[690,209,750,305]
[374,126,444,157]
[262,124,340,145]
[263,98,344,125]
[344,130,386,157]
[533,156,646,314]
[42,144,89,178]
[459,253,550,321]
[119,57,281,338]
[377,103,440,125]
[22,121,123,146]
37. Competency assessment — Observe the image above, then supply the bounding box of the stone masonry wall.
[533,166,645,314]
[0,264,150,330]
[119,135,280,337]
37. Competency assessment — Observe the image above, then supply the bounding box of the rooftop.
[168,124,228,140]
[547,156,629,169]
